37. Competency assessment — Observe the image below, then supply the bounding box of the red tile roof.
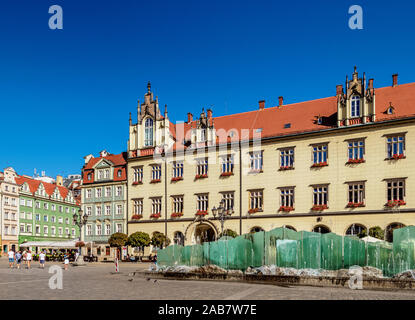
[167,82,415,151]
[83,152,127,184]
[84,152,127,170]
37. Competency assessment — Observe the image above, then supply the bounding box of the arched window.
[385,223,405,242]
[351,96,361,118]
[250,226,264,233]
[173,231,185,246]
[117,169,122,178]
[312,225,331,234]
[345,224,367,238]
[145,118,154,146]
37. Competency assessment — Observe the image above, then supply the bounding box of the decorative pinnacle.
[147,81,151,93]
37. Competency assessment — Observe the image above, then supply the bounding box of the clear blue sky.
[1,0,414,177]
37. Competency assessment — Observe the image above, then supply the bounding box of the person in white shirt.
[39,251,46,269]
[8,250,15,269]
[26,250,32,269]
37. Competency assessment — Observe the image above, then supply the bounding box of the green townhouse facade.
[81,150,128,260]
[15,175,80,247]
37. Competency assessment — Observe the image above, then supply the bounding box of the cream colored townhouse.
[0,167,20,255]
[126,70,415,253]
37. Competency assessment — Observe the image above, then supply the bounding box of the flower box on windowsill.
[311,162,328,168]
[248,208,262,214]
[346,202,365,208]
[150,213,161,219]
[132,181,143,185]
[278,206,294,212]
[171,212,183,218]
[385,200,406,207]
[171,177,183,182]
[131,214,143,220]
[389,154,405,160]
[248,169,263,174]
[346,159,365,164]
[195,210,208,216]
[311,204,328,211]
[150,179,161,184]
[220,172,234,177]
[279,166,294,171]
[195,174,208,180]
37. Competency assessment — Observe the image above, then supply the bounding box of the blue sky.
[0,0,414,177]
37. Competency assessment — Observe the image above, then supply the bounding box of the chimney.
[336,85,343,96]
[278,96,283,107]
[259,100,265,110]
[368,79,374,90]
[392,74,398,87]
[187,112,193,123]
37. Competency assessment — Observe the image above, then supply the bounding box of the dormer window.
[145,118,154,147]
[351,96,361,118]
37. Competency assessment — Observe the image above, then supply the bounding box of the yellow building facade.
[126,71,415,250]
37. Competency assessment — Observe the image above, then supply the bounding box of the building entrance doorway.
[194,224,216,244]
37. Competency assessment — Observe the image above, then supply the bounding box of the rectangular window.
[86,225,92,236]
[43,203,48,210]
[172,196,184,213]
[51,216,56,223]
[35,214,40,221]
[348,140,365,161]
[51,227,56,235]
[44,226,48,235]
[86,206,92,216]
[387,135,405,159]
[133,166,143,183]
[221,192,234,211]
[27,225,32,233]
[116,186,122,197]
[347,182,365,206]
[249,151,263,172]
[96,206,102,216]
[20,199,25,206]
[151,165,162,181]
[86,189,92,198]
[172,161,184,178]
[65,207,69,213]
[65,218,69,225]
[105,224,111,235]
[105,205,111,215]
[249,190,263,211]
[116,224,122,233]
[116,204,122,215]
[20,224,25,233]
[280,188,294,208]
[105,187,111,197]
[387,179,406,203]
[36,225,40,234]
[96,188,102,198]
[51,204,56,211]
[197,194,209,212]
[58,217,63,224]
[71,229,75,236]
[43,215,48,222]
[133,199,143,215]
[59,206,63,213]
[221,155,234,174]
[27,199,32,207]
[65,228,69,235]
[35,201,40,209]
[26,212,32,220]
[312,144,328,165]
[312,185,329,206]
[152,198,162,214]
[280,149,294,169]
[196,158,208,176]
[96,225,102,236]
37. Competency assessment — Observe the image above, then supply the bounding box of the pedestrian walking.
[26,250,32,269]
[39,251,46,269]
[8,250,15,269]
[15,251,22,269]
[64,254,69,270]
[22,250,27,267]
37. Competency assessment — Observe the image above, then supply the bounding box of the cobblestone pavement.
[1,259,415,300]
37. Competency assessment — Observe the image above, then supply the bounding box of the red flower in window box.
[346,159,365,164]
[131,214,143,220]
[171,212,183,218]
[279,166,294,171]
[150,179,161,184]
[278,206,294,212]
[392,154,404,160]
[311,204,328,211]
[150,213,161,219]
[195,210,208,216]
[195,174,208,180]
[346,202,364,208]
[248,208,260,214]
[311,162,328,168]
[171,177,183,182]
[132,181,143,185]
[220,172,234,177]
[385,200,406,207]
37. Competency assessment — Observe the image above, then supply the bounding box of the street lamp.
[73,208,88,265]
[212,199,234,238]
